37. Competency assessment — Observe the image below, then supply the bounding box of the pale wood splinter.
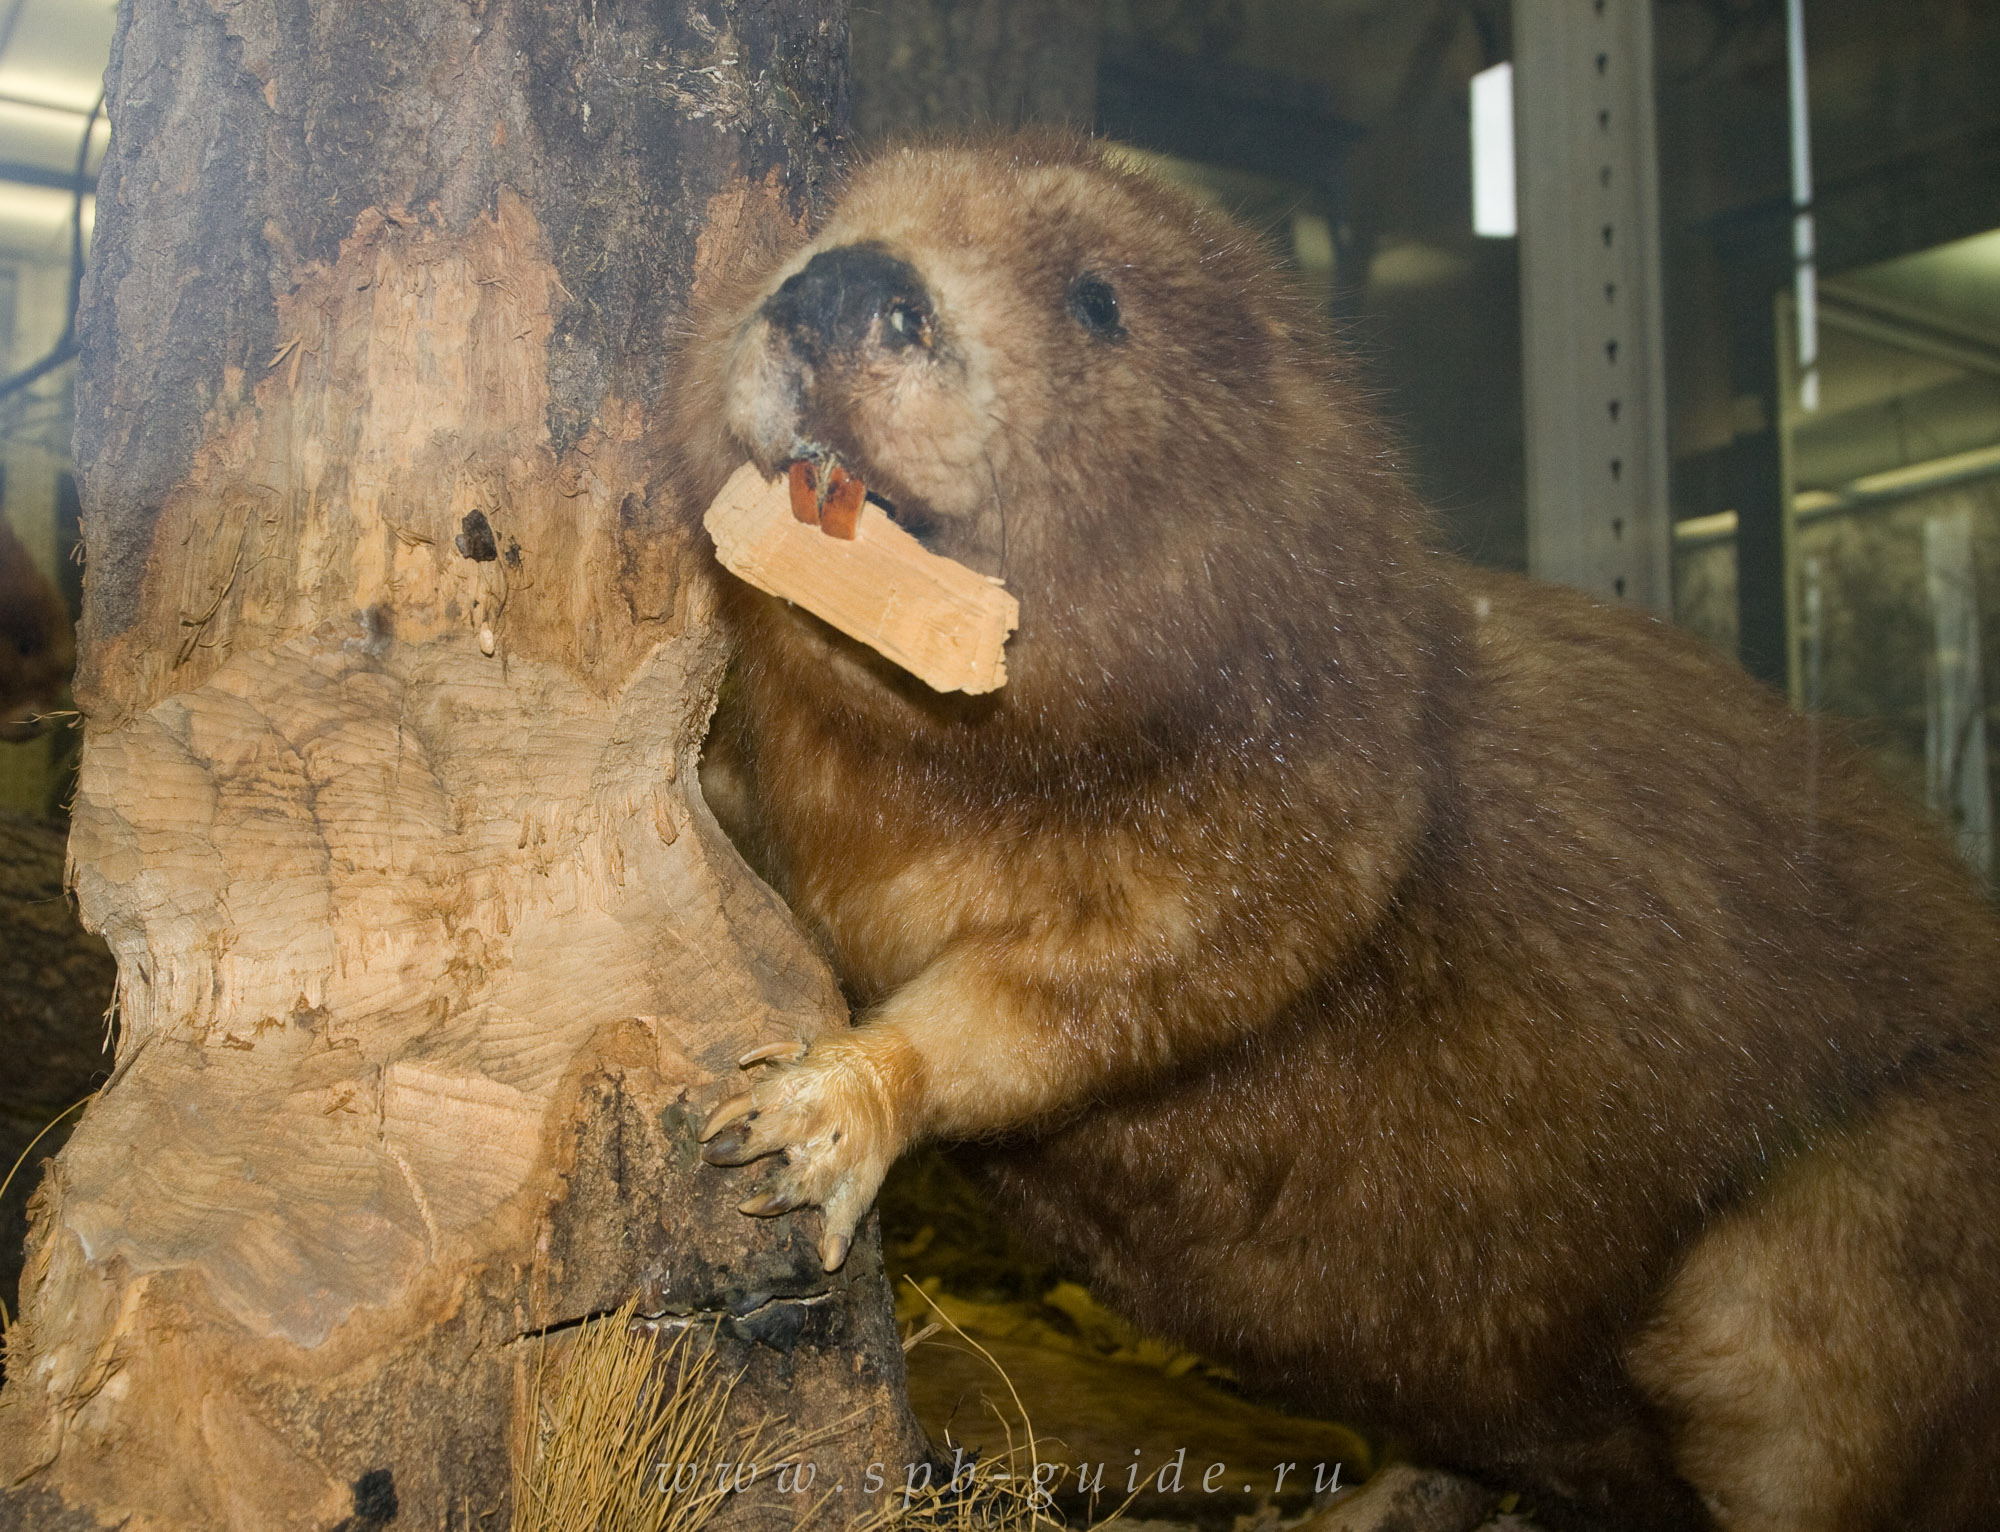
[703,461,1020,695]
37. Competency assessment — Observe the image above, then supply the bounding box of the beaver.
[671,134,2000,1530]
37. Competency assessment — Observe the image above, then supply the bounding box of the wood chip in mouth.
[703,462,1018,694]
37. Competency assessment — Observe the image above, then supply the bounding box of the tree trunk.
[0,3,924,1528]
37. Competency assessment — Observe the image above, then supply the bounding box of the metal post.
[1514,0,1672,612]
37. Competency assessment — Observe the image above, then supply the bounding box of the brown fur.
[669,134,2000,1530]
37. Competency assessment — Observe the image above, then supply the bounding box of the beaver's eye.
[1067,274,1123,339]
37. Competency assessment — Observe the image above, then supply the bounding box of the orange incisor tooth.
[788,459,821,525]
[820,463,865,540]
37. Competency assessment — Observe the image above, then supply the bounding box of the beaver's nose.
[763,243,934,362]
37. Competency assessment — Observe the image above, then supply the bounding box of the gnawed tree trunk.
[0,2,924,1528]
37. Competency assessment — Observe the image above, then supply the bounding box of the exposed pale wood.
[705,462,1020,695]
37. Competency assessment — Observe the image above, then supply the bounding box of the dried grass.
[509,1283,1133,1532]
[848,1279,1132,1532]
[512,1300,783,1532]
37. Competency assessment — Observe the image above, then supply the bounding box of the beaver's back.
[976,563,2000,1517]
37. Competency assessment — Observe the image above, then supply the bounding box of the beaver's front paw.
[698,1037,905,1270]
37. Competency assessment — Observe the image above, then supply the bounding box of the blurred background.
[0,0,107,816]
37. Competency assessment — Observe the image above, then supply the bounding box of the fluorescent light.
[1785,0,1818,411]
[1851,442,2000,498]
[1291,210,1335,274]
[0,99,107,179]
[0,181,91,256]
[1790,442,2000,519]
[1369,240,1471,291]
[1674,511,1739,542]
[1471,61,1515,239]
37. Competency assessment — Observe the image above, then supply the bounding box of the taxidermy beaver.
[673,134,2000,1531]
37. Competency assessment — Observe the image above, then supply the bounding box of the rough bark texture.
[0,2,926,1527]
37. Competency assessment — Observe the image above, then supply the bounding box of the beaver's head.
[681,134,1436,737]
[708,136,1357,580]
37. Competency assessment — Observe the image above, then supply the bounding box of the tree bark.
[0,2,923,1527]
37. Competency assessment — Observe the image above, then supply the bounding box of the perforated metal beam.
[1514,0,1671,612]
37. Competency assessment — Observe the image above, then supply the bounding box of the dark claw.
[700,1126,762,1166]
[699,1093,756,1141]
[740,1188,802,1217]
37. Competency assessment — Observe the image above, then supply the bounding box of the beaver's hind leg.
[1628,1064,2000,1531]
